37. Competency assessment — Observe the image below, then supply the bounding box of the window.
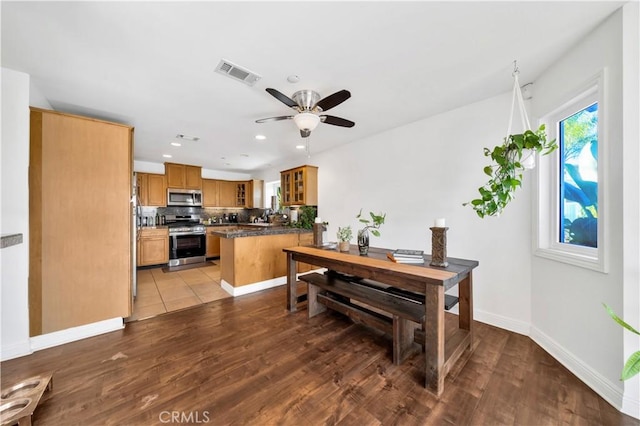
[264,180,281,211]
[535,71,607,272]
[559,103,598,248]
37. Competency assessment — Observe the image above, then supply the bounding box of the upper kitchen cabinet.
[280,165,318,206]
[218,180,238,207]
[202,178,219,207]
[248,179,264,208]
[137,172,166,207]
[29,108,133,336]
[165,162,202,189]
[205,179,263,208]
[236,182,247,207]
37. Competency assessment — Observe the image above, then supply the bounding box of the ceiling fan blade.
[315,90,351,111]
[300,129,311,138]
[255,115,294,123]
[266,88,298,108]
[321,115,355,128]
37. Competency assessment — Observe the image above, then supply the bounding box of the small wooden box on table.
[283,245,479,397]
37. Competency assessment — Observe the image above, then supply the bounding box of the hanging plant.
[464,61,558,218]
[463,124,557,218]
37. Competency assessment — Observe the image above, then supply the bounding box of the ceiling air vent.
[215,59,261,86]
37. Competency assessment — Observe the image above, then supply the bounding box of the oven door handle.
[169,231,206,237]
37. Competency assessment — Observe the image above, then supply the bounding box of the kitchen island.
[211,225,315,296]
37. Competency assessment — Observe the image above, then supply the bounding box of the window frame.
[534,70,608,273]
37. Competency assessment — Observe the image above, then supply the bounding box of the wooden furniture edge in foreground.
[283,245,479,397]
[0,372,54,426]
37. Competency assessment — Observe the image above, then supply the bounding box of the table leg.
[307,283,327,318]
[286,252,297,312]
[425,284,445,396]
[458,272,474,347]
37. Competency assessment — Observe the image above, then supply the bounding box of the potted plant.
[336,226,352,252]
[356,209,386,255]
[291,205,317,229]
[463,124,557,218]
[603,304,640,380]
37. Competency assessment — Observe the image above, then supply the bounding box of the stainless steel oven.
[166,214,206,267]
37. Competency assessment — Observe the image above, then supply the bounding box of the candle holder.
[313,223,327,246]
[430,227,449,267]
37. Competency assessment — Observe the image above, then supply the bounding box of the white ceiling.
[1,1,625,173]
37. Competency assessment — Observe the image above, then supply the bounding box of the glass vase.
[357,228,369,255]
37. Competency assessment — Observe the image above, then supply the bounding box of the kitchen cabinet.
[137,172,166,206]
[280,165,318,206]
[236,182,247,207]
[206,230,221,258]
[202,178,219,207]
[29,108,133,336]
[165,162,202,189]
[218,180,237,207]
[247,179,264,208]
[138,228,169,266]
[297,232,315,273]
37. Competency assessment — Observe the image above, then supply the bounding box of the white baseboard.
[30,317,124,352]
[622,389,640,419]
[530,325,627,415]
[221,269,326,297]
[0,340,32,361]
[474,308,531,336]
[221,277,286,297]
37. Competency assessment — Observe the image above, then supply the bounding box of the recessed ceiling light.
[255,134,266,140]
[163,154,172,158]
[296,145,305,149]
[287,75,300,83]
[171,142,182,147]
[240,154,249,157]
[176,134,200,142]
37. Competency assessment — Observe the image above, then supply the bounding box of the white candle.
[314,217,322,223]
[434,218,446,227]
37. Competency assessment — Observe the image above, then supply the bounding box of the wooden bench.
[300,271,427,365]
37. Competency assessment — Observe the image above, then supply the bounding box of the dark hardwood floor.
[2,284,638,426]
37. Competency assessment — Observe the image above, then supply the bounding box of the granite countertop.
[211,225,312,238]
[204,222,286,228]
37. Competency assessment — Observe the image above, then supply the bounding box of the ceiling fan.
[256,88,355,138]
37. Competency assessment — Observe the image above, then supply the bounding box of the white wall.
[620,1,640,416]
[1,68,32,360]
[133,160,251,181]
[530,7,639,417]
[261,91,535,334]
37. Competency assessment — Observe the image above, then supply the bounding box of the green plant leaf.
[483,166,493,176]
[603,304,640,335]
[370,229,381,237]
[621,350,640,380]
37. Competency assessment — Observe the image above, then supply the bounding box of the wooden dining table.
[283,244,479,396]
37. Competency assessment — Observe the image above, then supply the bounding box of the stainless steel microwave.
[167,188,203,207]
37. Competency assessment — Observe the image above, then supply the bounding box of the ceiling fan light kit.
[293,112,320,131]
[256,88,354,138]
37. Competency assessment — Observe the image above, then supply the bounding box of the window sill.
[534,246,608,273]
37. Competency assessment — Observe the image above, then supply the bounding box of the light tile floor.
[127,262,232,322]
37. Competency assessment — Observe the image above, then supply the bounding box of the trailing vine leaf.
[603,303,640,381]
[463,124,557,217]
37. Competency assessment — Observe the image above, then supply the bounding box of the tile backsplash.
[138,206,267,225]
